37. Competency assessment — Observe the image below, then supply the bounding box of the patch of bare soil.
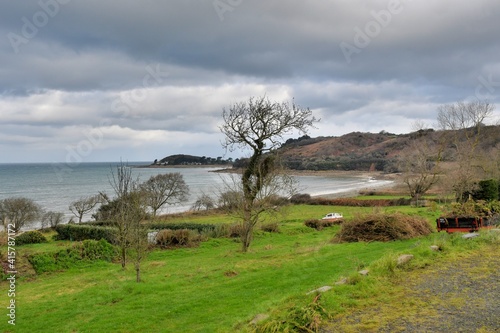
[322,245,500,333]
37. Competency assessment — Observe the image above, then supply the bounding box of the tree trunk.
[135,265,141,282]
[241,222,253,252]
[121,247,126,269]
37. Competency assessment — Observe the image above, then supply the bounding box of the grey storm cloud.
[1,0,499,162]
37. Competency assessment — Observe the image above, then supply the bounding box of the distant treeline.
[155,154,233,166]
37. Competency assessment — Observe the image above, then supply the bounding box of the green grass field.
[2,203,490,332]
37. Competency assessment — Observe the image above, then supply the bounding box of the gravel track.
[322,246,500,332]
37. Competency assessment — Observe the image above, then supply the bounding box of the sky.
[1,0,499,163]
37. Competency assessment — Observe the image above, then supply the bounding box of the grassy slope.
[1,204,441,333]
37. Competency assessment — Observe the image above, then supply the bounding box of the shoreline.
[3,167,404,233]
[211,167,404,199]
[311,179,400,199]
[134,164,230,169]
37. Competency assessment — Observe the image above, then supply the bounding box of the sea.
[0,162,392,228]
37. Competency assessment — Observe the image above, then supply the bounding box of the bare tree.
[69,195,100,223]
[398,138,442,206]
[41,211,65,229]
[140,173,189,219]
[191,192,216,211]
[113,190,150,282]
[0,197,42,232]
[107,162,148,270]
[127,197,150,283]
[437,101,495,201]
[220,96,318,252]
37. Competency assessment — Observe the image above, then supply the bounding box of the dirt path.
[322,245,500,332]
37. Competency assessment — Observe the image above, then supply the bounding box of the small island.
[138,154,235,168]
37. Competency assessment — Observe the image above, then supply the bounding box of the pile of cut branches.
[333,212,432,243]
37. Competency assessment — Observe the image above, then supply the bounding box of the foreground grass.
[0,204,451,332]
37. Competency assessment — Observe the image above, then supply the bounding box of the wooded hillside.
[278,125,500,172]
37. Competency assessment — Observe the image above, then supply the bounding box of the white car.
[322,212,343,220]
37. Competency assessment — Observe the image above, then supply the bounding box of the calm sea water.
[0,162,391,226]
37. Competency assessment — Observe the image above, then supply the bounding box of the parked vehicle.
[322,212,343,220]
[436,216,495,233]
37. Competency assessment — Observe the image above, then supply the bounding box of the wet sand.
[214,168,405,198]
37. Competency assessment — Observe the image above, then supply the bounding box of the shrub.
[29,239,117,274]
[260,222,280,233]
[266,195,289,207]
[54,224,116,243]
[41,211,65,229]
[155,229,201,248]
[306,197,411,207]
[54,247,82,269]
[304,219,322,230]
[199,224,232,239]
[218,190,244,210]
[473,179,499,201]
[29,253,57,273]
[80,239,117,261]
[229,223,244,238]
[84,221,115,227]
[290,193,311,204]
[304,219,341,230]
[252,298,330,333]
[15,231,47,245]
[191,193,216,211]
[333,212,432,243]
[149,222,216,233]
[209,224,231,238]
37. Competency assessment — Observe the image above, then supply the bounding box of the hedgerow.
[54,224,116,243]
[290,194,411,207]
[149,222,216,233]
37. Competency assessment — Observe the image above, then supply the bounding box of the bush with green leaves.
[149,222,216,233]
[252,297,330,333]
[15,231,47,245]
[54,224,116,243]
[29,239,117,274]
[445,200,499,218]
[310,197,411,207]
[80,239,116,261]
[28,253,57,274]
[473,179,499,201]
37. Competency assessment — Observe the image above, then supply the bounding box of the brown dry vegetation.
[333,212,433,243]
[279,125,500,172]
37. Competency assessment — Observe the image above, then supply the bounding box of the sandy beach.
[293,171,403,198]
[135,164,405,199]
[213,167,405,198]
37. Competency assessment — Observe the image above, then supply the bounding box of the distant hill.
[155,154,232,166]
[276,125,500,172]
[155,125,500,171]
